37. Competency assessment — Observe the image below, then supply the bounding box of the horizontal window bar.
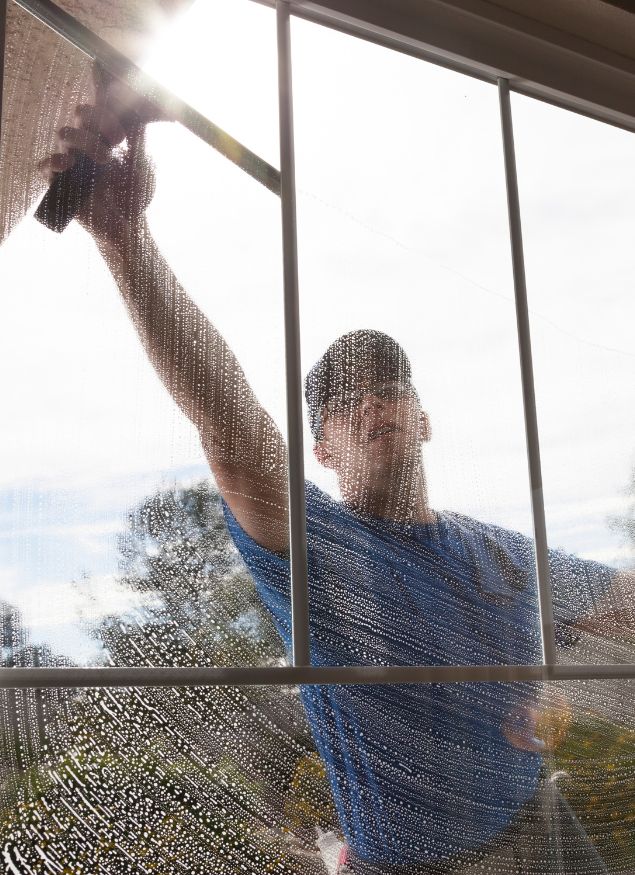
[2,663,635,689]
[13,0,281,194]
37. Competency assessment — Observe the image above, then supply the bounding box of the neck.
[340,462,435,525]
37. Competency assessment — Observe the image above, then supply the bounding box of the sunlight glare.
[141,0,279,165]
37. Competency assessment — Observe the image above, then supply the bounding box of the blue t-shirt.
[223,482,614,865]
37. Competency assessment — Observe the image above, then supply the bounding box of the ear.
[314,440,334,469]
[419,410,431,443]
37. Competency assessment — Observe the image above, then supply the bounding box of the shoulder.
[304,481,355,542]
[223,480,344,558]
[442,511,533,560]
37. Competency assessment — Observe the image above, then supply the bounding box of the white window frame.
[1,0,634,690]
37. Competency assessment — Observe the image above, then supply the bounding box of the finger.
[91,62,114,100]
[75,104,127,148]
[105,80,173,125]
[58,126,111,164]
[37,152,76,182]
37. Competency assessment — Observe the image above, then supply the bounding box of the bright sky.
[0,0,634,661]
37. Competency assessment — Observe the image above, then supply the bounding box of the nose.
[359,392,386,417]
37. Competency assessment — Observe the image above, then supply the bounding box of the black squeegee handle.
[34,152,104,233]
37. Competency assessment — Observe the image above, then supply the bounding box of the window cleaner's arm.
[38,75,290,554]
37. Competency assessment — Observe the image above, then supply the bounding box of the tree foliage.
[0,481,336,873]
[610,465,635,561]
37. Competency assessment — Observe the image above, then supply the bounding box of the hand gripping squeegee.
[34,106,281,232]
[24,0,279,232]
[34,67,153,233]
[35,154,107,233]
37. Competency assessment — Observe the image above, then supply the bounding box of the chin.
[366,455,413,486]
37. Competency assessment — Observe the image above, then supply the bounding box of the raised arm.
[40,78,289,552]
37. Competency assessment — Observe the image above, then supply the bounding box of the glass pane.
[0,6,286,667]
[2,681,633,872]
[512,93,635,665]
[290,18,550,671]
[0,684,334,873]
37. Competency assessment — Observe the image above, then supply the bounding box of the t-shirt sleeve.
[476,519,617,645]
[547,548,616,626]
[221,500,292,648]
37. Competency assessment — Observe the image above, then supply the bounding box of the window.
[1,0,633,871]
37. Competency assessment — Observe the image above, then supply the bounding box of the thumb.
[91,62,113,99]
[126,120,147,163]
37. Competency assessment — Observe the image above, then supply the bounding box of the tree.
[0,482,337,873]
[611,465,635,561]
[0,602,74,816]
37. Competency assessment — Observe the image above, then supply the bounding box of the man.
[40,76,630,874]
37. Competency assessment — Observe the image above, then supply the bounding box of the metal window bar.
[277,0,311,667]
[0,0,5,136]
[13,0,281,194]
[0,0,633,688]
[2,663,635,689]
[498,77,557,672]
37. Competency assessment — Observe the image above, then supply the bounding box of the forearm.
[95,218,281,468]
[44,94,289,549]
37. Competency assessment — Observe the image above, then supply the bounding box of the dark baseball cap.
[305,330,412,439]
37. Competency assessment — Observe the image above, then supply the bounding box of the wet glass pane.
[0,6,286,667]
[512,94,635,665]
[289,18,554,671]
[1,681,633,872]
[0,684,334,873]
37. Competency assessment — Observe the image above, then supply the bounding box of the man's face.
[314,380,430,490]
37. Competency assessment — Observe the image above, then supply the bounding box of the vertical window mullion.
[0,0,5,141]
[276,0,311,667]
[498,77,557,669]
